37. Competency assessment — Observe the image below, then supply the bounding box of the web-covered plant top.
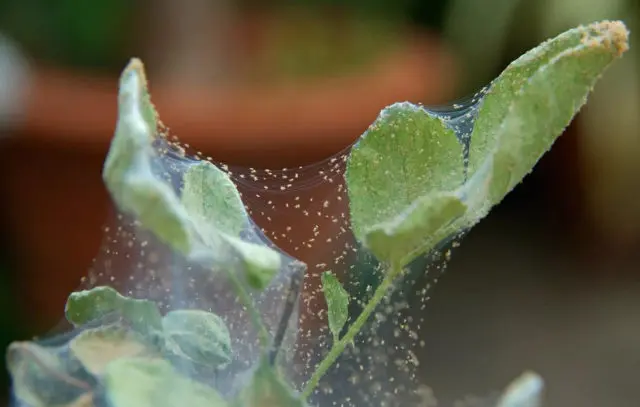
[6,20,629,407]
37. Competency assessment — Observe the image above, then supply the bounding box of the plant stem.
[225,269,270,349]
[300,263,404,400]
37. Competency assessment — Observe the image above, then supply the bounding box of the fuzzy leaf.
[102,358,227,407]
[365,192,467,267]
[65,286,162,333]
[162,309,232,370]
[103,59,282,290]
[496,372,544,407]
[320,272,349,342]
[69,326,155,375]
[7,342,91,407]
[346,102,466,266]
[103,59,192,254]
[224,235,282,290]
[467,20,629,215]
[181,161,247,237]
[180,162,281,289]
[235,360,306,407]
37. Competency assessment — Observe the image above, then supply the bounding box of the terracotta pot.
[0,31,456,332]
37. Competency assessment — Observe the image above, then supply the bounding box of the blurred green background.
[0,1,638,406]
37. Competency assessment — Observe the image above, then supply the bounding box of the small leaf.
[69,326,155,375]
[235,360,307,407]
[496,371,544,407]
[7,341,91,407]
[102,358,227,407]
[222,235,281,290]
[181,161,247,237]
[365,192,467,267]
[65,286,162,333]
[346,102,466,266]
[320,272,349,342]
[468,21,629,213]
[103,59,283,291]
[162,309,232,370]
[180,162,281,289]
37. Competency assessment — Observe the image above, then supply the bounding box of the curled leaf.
[65,286,162,333]
[162,309,232,370]
[320,272,349,342]
[102,357,227,407]
[364,192,467,267]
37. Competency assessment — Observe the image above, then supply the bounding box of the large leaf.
[64,286,162,333]
[102,358,227,407]
[320,271,349,342]
[346,102,466,266]
[162,309,232,371]
[102,59,282,289]
[467,20,630,214]
[69,326,155,376]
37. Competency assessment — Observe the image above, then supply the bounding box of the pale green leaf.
[7,342,91,407]
[346,102,466,266]
[64,286,162,333]
[102,358,227,407]
[222,235,281,290]
[162,309,232,370]
[234,360,306,407]
[181,161,247,237]
[467,20,630,213]
[102,59,282,290]
[496,372,544,407]
[69,326,155,376]
[365,192,467,267]
[103,60,192,255]
[320,271,349,342]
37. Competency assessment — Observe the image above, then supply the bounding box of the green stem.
[300,263,404,400]
[225,269,270,349]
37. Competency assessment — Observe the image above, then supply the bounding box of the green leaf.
[235,360,306,407]
[222,235,281,290]
[180,162,281,290]
[102,59,282,290]
[346,102,466,266]
[496,372,544,407]
[69,326,156,376]
[162,309,232,370]
[103,59,192,254]
[181,161,247,237]
[467,20,630,213]
[365,192,467,268]
[320,271,349,342]
[65,286,162,333]
[102,358,227,407]
[7,341,91,407]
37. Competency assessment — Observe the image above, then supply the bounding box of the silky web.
[12,88,487,407]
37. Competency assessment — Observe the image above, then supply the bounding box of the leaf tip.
[582,20,630,57]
